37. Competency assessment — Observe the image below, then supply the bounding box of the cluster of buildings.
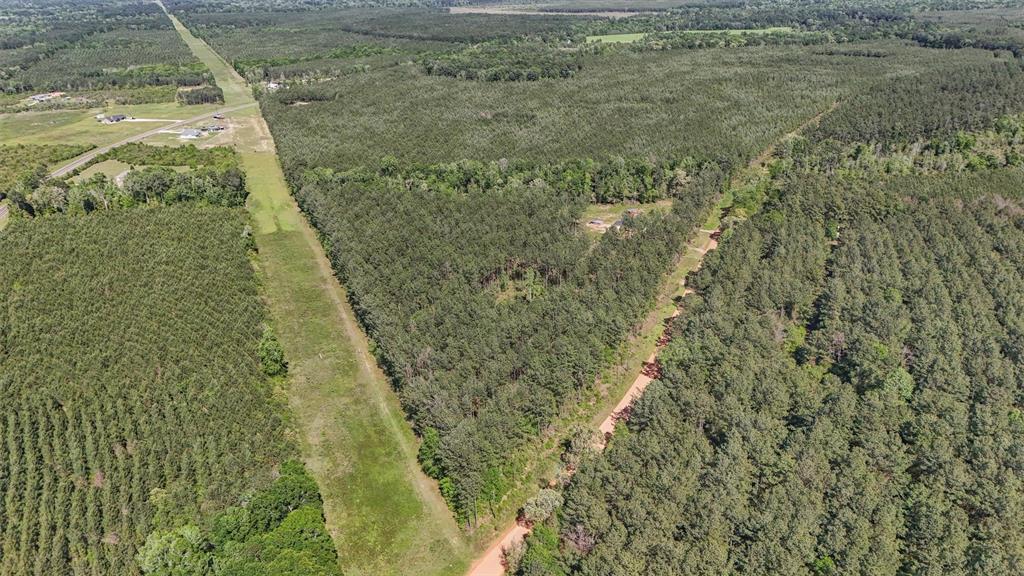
[27,92,65,104]
[588,208,643,232]
[95,113,129,124]
[180,124,226,139]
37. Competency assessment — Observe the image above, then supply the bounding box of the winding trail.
[465,101,839,576]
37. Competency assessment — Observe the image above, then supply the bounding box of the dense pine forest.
[513,14,1024,571]
[3,0,1024,575]
[294,163,723,523]
[0,208,339,574]
[0,1,211,96]
[243,0,1024,539]
[547,166,1024,576]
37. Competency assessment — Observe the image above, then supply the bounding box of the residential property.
[98,114,128,124]
[28,91,63,103]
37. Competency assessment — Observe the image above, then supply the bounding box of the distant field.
[70,159,131,183]
[71,159,191,183]
[586,32,646,42]
[1,101,219,146]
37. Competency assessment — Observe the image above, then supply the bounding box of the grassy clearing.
[70,159,130,182]
[244,149,470,576]
[580,199,673,234]
[586,32,646,43]
[160,3,253,107]
[0,102,219,146]
[71,159,191,183]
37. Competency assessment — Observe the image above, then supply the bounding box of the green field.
[70,159,130,182]
[160,3,254,107]
[586,32,646,43]
[71,159,192,183]
[0,102,219,146]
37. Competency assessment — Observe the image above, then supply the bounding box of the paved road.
[48,102,255,179]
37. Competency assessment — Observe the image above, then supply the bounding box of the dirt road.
[48,102,255,179]
[465,100,838,576]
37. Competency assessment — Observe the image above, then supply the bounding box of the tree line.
[291,161,725,524]
[545,165,1024,576]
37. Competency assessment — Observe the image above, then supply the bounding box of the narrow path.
[465,100,839,576]
[48,103,254,178]
[159,3,468,574]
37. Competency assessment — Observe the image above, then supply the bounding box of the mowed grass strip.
[586,32,646,43]
[160,2,253,107]
[165,10,471,573]
[244,149,470,576]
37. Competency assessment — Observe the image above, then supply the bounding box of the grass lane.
[158,2,253,107]
[246,150,469,576]
[160,2,471,572]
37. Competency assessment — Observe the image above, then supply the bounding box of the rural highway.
[48,102,255,178]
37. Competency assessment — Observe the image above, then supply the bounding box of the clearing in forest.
[586,32,646,43]
[159,4,470,574]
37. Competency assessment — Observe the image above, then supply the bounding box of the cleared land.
[0,102,221,146]
[586,32,646,43]
[47,103,253,177]
[160,5,471,574]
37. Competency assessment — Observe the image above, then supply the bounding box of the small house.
[104,114,127,123]
[180,128,202,139]
[266,81,282,91]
